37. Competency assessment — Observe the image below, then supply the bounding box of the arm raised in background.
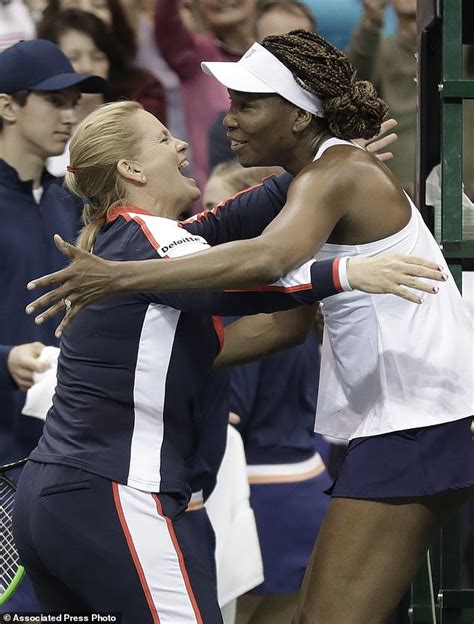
[346,0,387,82]
[154,0,213,80]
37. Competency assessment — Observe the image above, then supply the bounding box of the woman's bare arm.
[26,237,446,341]
[25,167,346,334]
[214,306,316,368]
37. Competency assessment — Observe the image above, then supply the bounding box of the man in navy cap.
[0,39,105,611]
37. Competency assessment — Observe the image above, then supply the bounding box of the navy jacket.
[0,159,81,463]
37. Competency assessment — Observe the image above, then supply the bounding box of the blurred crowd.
[2,0,474,204]
[0,0,421,205]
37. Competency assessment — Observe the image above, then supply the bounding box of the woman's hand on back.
[347,254,448,304]
[354,118,398,162]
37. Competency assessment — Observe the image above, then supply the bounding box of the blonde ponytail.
[75,200,107,252]
[64,101,143,251]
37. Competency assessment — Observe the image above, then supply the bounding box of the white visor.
[201,42,325,117]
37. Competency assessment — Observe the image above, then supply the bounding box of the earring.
[141,174,147,183]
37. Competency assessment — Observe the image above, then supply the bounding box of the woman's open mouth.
[178,159,197,186]
[178,158,190,174]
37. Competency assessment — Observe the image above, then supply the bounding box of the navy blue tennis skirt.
[328,416,474,499]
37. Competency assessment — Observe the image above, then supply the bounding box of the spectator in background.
[0,0,36,51]
[0,38,105,611]
[208,0,316,172]
[154,0,257,204]
[38,9,167,175]
[44,0,188,154]
[39,8,166,120]
[42,0,136,54]
[257,0,316,40]
[347,0,417,195]
[0,0,36,154]
[126,0,190,144]
[39,11,107,112]
[301,0,396,51]
[0,36,105,465]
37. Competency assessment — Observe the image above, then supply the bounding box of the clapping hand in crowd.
[362,0,389,29]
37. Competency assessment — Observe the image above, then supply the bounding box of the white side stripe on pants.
[113,482,202,623]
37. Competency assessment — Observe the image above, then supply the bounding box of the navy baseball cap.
[0,39,106,94]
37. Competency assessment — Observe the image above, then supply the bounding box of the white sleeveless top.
[312,138,473,440]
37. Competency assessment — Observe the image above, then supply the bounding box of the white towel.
[22,346,59,421]
[206,426,264,607]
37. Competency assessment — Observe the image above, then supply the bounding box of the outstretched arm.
[24,122,441,334]
[153,259,340,317]
[26,235,445,338]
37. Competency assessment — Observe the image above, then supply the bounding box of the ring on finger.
[64,298,72,312]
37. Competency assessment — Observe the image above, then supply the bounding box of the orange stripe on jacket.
[225,283,312,294]
[106,207,169,257]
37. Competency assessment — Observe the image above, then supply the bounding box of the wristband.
[338,257,353,292]
[310,257,353,300]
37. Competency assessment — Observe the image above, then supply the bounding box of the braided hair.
[261,30,388,139]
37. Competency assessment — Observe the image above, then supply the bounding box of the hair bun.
[349,80,375,106]
[324,80,388,140]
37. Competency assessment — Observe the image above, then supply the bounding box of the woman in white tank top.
[27,31,472,624]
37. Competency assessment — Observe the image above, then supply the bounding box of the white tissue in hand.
[22,346,60,420]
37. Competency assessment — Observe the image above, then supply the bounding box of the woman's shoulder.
[309,143,385,182]
[290,146,399,215]
[293,144,372,188]
[95,211,177,262]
